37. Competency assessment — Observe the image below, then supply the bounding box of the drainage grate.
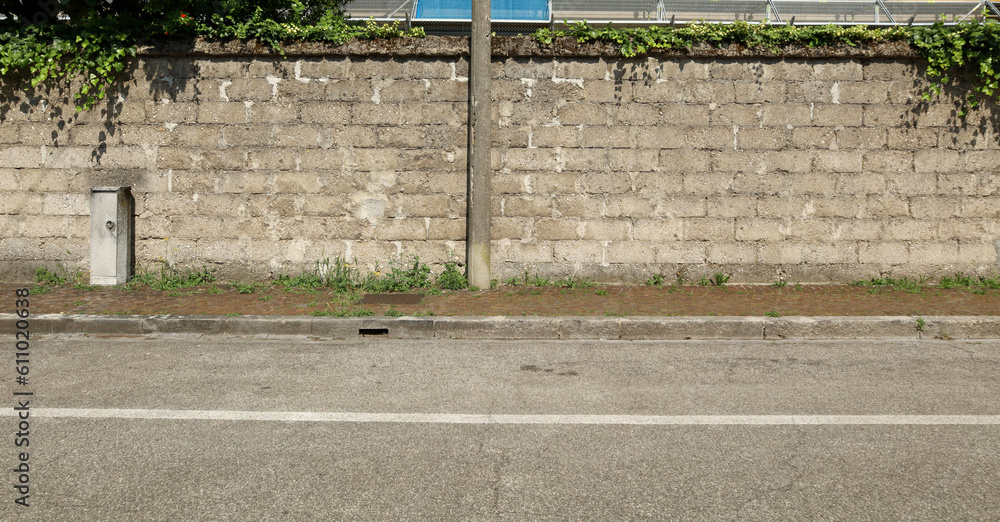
[359,328,389,336]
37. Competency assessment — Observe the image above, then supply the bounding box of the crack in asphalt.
[734,425,808,517]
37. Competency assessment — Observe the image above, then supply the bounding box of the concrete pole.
[466,0,492,289]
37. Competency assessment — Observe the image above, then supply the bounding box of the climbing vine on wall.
[535,18,1000,111]
[4,7,1000,112]
[911,19,1000,109]
[0,17,135,110]
[0,6,422,112]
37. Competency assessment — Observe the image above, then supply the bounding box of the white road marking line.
[10,409,1000,425]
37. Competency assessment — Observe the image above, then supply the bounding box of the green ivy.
[912,19,1000,110]
[0,17,135,111]
[536,19,1000,110]
[0,12,422,111]
[5,12,1000,113]
[534,20,912,56]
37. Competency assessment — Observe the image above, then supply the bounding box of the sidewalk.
[4,281,1000,340]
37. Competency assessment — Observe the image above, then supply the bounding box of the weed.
[977,273,1000,290]
[698,275,710,287]
[603,311,627,317]
[765,310,782,317]
[131,262,215,291]
[437,261,468,290]
[259,295,273,301]
[73,283,97,291]
[35,266,68,285]
[710,272,730,287]
[413,310,435,316]
[29,285,52,295]
[646,274,666,286]
[423,287,443,296]
[469,285,481,292]
[491,278,498,288]
[528,275,551,286]
[851,273,923,293]
[232,282,257,294]
[361,256,433,293]
[937,326,951,340]
[556,277,594,289]
[316,256,359,293]
[384,309,403,317]
[915,317,926,332]
[207,286,225,294]
[512,270,551,287]
[939,273,968,289]
[595,289,609,295]
[274,272,324,290]
[73,300,86,306]
[225,312,241,317]
[772,278,787,288]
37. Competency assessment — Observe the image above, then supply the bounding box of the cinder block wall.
[2,37,998,283]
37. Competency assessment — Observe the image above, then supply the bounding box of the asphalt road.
[3,335,1000,520]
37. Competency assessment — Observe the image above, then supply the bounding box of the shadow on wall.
[907,60,1000,146]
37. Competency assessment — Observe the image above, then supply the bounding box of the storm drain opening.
[359,328,389,337]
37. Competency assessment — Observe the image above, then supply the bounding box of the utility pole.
[466,0,491,289]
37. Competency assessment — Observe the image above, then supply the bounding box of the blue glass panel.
[415,0,550,20]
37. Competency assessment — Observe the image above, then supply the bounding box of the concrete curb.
[4,314,1000,340]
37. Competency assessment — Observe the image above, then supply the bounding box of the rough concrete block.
[733,80,786,103]
[914,150,964,174]
[764,317,917,340]
[707,242,757,263]
[813,151,862,173]
[736,218,785,241]
[684,127,735,150]
[786,81,834,104]
[581,220,631,240]
[685,218,734,241]
[621,316,764,340]
[434,316,562,340]
[607,241,657,262]
[560,103,610,125]
[225,316,313,336]
[710,104,761,126]
[658,150,710,172]
[656,242,707,263]
[554,195,604,218]
[553,241,606,263]
[858,242,909,264]
[760,105,812,126]
[922,316,1000,340]
[536,218,581,240]
[685,81,736,104]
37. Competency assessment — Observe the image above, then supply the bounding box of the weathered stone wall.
[2,37,999,283]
